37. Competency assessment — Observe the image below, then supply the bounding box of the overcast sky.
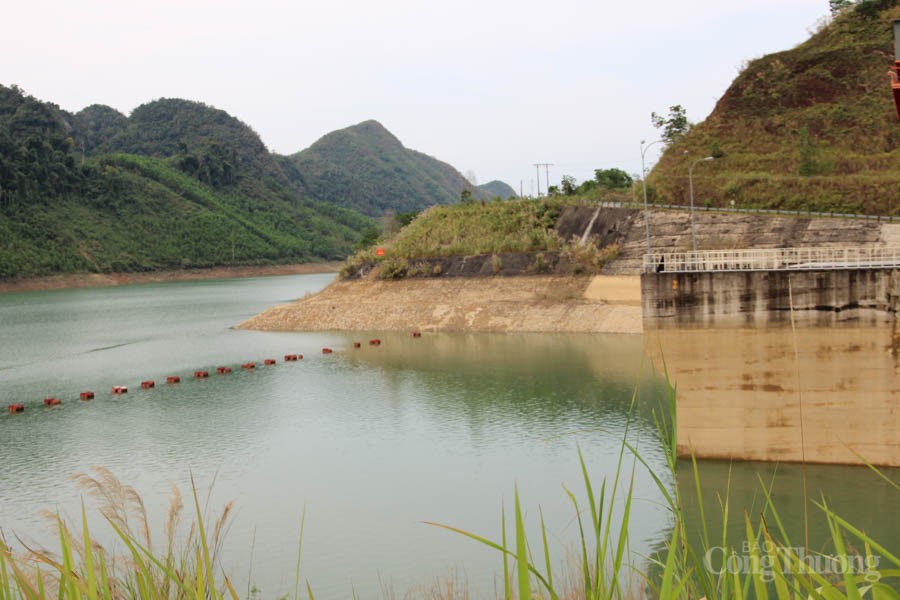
[3,0,828,194]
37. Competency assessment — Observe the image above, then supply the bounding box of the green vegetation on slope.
[284,120,491,217]
[648,0,900,215]
[0,86,371,278]
[381,199,566,258]
[342,197,621,278]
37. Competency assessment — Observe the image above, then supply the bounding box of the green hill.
[648,0,900,215]
[283,120,489,217]
[478,180,517,199]
[0,86,370,278]
[0,87,517,280]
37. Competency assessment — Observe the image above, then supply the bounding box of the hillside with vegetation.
[283,120,493,217]
[647,0,900,215]
[0,86,370,278]
[341,197,622,279]
[477,179,517,199]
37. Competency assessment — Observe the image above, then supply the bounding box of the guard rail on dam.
[642,246,900,274]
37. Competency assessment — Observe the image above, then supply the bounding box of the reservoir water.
[0,273,897,597]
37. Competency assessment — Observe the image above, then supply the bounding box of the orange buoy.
[216,366,232,374]
[264,359,276,365]
[322,348,333,354]
[112,386,128,394]
[353,342,361,348]
[141,380,155,389]
[283,354,295,361]
[80,391,95,400]
[242,362,256,369]
[411,331,421,338]
[166,376,181,384]
[369,339,381,346]
[8,404,24,414]
[43,397,62,406]
[194,370,209,379]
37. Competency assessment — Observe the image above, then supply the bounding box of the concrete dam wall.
[640,264,899,466]
[641,268,900,327]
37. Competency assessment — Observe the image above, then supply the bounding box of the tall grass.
[0,468,241,600]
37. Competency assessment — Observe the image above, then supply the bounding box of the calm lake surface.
[0,273,898,597]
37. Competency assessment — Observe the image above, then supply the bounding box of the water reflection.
[676,458,900,559]
[0,278,671,598]
[644,323,900,466]
[643,320,900,585]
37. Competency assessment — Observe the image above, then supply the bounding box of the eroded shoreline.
[239,274,643,334]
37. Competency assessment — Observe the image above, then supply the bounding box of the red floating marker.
[264,359,276,365]
[353,342,361,348]
[411,331,422,338]
[369,339,381,346]
[166,376,181,384]
[242,362,256,369]
[80,391,95,401]
[8,404,24,414]
[284,354,297,361]
[297,354,303,360]
[43,397,62,406]
[322,348,333,354]
[141,380,155,389]
[217,366,232,374]
[194,371,209,379]
[112,385,128,394]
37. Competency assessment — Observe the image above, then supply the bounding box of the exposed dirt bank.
[238,274,642,334]
[0,263,342,294]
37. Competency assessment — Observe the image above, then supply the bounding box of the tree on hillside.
[829,0,853,15]
[561,175,578,195]
[651,105,691,144]
[594,168,633,190]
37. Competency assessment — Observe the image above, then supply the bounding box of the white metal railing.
[642,246,900,273]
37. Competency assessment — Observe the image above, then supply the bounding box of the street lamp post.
[688,156,715,253]
[639,139,664,255]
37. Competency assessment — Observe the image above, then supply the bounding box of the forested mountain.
[283,120,490,217]
[648,0,900,214]
[478,180,517,199]
[0,86,368,278]
[0,86,515,279]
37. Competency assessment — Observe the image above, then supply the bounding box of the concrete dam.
[636,242,900,468]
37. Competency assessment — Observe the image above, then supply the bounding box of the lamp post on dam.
[639,139,665,254]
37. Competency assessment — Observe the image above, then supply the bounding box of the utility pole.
[533,163,554,196]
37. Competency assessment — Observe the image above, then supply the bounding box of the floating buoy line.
[3,333,424,415]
